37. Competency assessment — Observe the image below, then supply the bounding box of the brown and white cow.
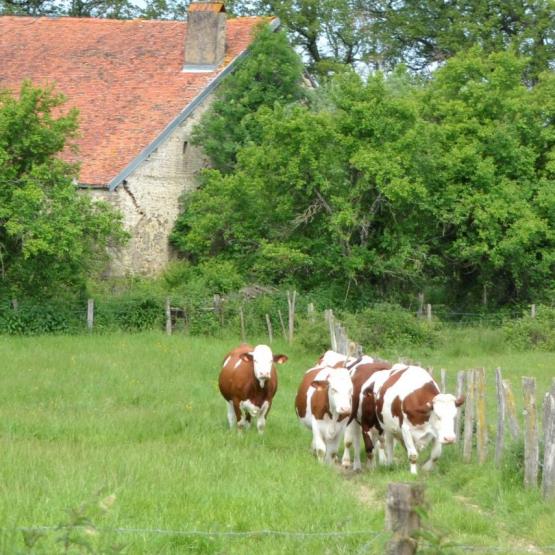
[362,364,465,474]
[295,365,353,464]
[218,344,288,433]
[340,360,393,470]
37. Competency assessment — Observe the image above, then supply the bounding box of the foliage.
[174,48,555,308]
[228,0,554,80]
[0,82,127,298]
[342,303,440,351]
[189,25,306,173]
[502,306,555,350]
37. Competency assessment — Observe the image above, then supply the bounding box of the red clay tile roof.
[0,15,265,187]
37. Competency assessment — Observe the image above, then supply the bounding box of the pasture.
[0,331,554,554]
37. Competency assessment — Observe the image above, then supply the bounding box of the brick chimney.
[183,2,227,72]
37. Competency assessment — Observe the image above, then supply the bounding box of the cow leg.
[384,432,395,466]
[326,431,342,465]
[375,433,387,466]
[400,426,419,475]
[256,401,270,434]
[361,423,376,467]
[226,401,238,428]
[341,421,356,469]
[311,419,326,462]
[422,438,442,472]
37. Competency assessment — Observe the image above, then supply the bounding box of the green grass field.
[0,331,554,554]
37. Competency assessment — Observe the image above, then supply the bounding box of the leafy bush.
[295,316,330,353]
[0,300,78,335]
[502,306,555,350]
[342,303,440,351]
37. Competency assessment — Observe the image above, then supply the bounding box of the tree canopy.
[172,46,555,308]
[0,82,127,298]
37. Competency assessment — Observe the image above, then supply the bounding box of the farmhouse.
[0,5,271,275]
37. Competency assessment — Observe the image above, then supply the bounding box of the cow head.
[312,368,353,418]
[241,345,287,387]
[428,393,465,444]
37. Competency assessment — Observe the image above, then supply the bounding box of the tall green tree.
[0,82,127,297]
[190,25,306,173]
[173,49,554,307]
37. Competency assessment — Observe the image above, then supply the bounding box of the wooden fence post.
[287,290,296,345]
[165,297,172,336]
[440,369,446,393]
[455,371,465,442]
[495,368,506,465]
[475,368,488,464]
[522,377,539,489]
[426,303,432,322]
[11,298,18,311]
[325,309,337,351]
[462,370,475,463]
[542,394,555,499]
[87,299,94,332]
[417,293,424,317]
[531,304,536,318]
[213,294,224,327]
[385,483,425,555]
[239,306,246,342]
[265,314,273,344]
[277,309,287,341]
[543,379,555,446]
[502,379,521,440]
[307,302,315,324]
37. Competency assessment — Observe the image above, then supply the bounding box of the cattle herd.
[218,344,465,475]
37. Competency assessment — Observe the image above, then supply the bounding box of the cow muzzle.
[440,435,456,444]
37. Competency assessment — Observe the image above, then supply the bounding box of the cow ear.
[415,401,433,415]
[311,380,329,391]
[455,395,466,407]
[273,354,288,364]
[240,352,254,363]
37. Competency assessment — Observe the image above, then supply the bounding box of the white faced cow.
[295,365,353,464]
[218,344,288,433]
[363,364,465,474]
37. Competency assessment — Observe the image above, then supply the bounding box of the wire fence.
[0,292,541,338]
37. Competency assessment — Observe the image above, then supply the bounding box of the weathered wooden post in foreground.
[522,377,539,489]
[265,314,273,344]
[463,370,475,463]
[502,379,521,440]
[475,368,488,464]
[454,371,465,442]
[542,394,555,499]
[385,483,425,555]
[324,309,337,351]
[495,368,506,465]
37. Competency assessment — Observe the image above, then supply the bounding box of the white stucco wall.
[93,96,213,276]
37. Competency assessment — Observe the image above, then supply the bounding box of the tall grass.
[0,332,553,553]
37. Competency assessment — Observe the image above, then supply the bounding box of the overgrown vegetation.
[0,82,127,300]
[172,42,555,310]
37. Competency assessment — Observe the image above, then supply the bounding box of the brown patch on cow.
[332,361,347,368]
[219,343,280,420]
[375,367,407,424]
[391,395,403,426]
[294,367,321,419]
[349,362,392,425]
[403,381,440,426]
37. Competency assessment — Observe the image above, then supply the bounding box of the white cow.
[295,365,353,464]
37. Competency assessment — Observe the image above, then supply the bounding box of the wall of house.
[93,97,213,277]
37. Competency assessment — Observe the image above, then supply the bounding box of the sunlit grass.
[0,331,553,553]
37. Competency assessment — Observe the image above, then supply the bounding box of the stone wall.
[92,96,213,276]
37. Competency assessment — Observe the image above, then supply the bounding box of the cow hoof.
[341,462,352,470]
